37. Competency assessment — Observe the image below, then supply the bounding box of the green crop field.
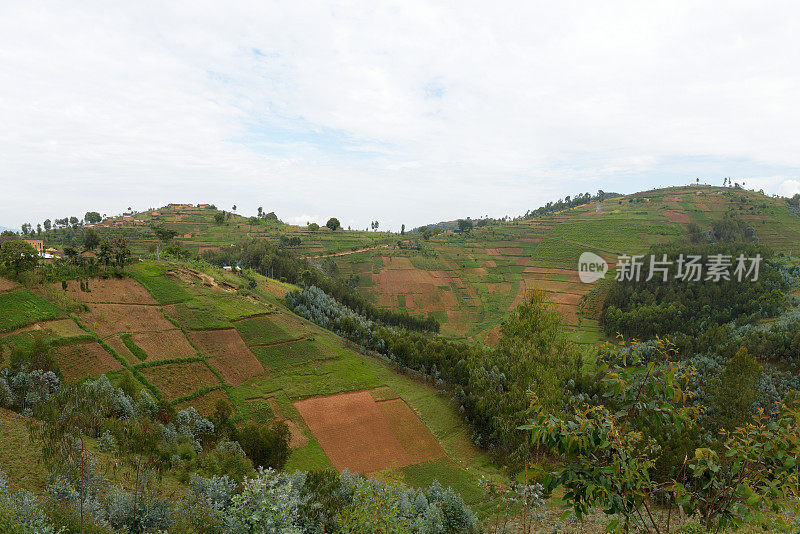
[0,289,64,333]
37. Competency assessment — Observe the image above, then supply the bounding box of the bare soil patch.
[81,304,175,337]
[484,325,502,346]
[294,390,412,473]
[188,328,264,386]
[130,330,197,361]
[0,277,19,292]
[53,341,122,381]
[378,399,445,464]
[664,210,691,223]
[56,278,157,304]
[142,361,221,401]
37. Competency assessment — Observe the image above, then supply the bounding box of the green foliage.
[326,217,341,231]
[236,421,291,471]
[601,243,787,340]
[0,240,38,278]
[525,337,800,533]
[706,347,761,433]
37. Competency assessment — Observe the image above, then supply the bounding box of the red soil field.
[294,390,412,473]
[57,278,157,304]
[188,328,264,386]
[142,361,221,401]
[130,330,197,361]
[81,304,175,337]
[53,341,122,380]
[377,399,445,464]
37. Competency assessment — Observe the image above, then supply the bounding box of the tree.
[82,228,100,251]
[0,240,38,278]
[326,217,341,231]
[152,226,178,260]
[69,216,79,228]
[84,211,102,224]
[308,222,319,232]
[236,421,290,470]
[232,205,237,212]
[400,224,405,235]
[214,211,226,225]
[457,219,473,233]
[114,238,131,271]
[257,207,263,218]
[20,223,31,235]
[63,246,78,260]
[707,347,761,433]
[36,223,42,236]
[43,219,51,232]
[97,240,113,268]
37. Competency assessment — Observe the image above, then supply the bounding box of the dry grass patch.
[53,341,122,381]
[81,303,175,337]
[188,328,264,386]
[130,330,197,361]
[294,390,411,473]
[141,361,221,401]
[56,277,158,304]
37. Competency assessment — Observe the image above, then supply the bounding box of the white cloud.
[778,180,800,197]
[1,1,799,229]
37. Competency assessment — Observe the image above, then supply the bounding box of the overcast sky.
[2,1,799,232]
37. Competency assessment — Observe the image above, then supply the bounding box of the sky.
[1,1,799,232]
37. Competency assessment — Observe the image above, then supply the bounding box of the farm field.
[332,185,800,345]
[0,259,503,510]
[41,186,800,349]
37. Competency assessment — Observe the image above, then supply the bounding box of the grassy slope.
[333,185,800,347]
[0,260,505,513]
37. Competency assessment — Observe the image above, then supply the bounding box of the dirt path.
[303,243,389,259]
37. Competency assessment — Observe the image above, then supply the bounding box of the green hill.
[330,185,800,345]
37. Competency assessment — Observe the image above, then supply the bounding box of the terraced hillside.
[0,263,503,512]
[44,204,394,257]
[38,185,800,348]
[332,186,800,345]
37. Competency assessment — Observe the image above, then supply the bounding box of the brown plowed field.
[378,399,445,464]
[130,330,197,361]
[188,329,264,386]
[294,390,412,473]
[53,341,122,380]
[57,278,157,304]
[82,304,175,337]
